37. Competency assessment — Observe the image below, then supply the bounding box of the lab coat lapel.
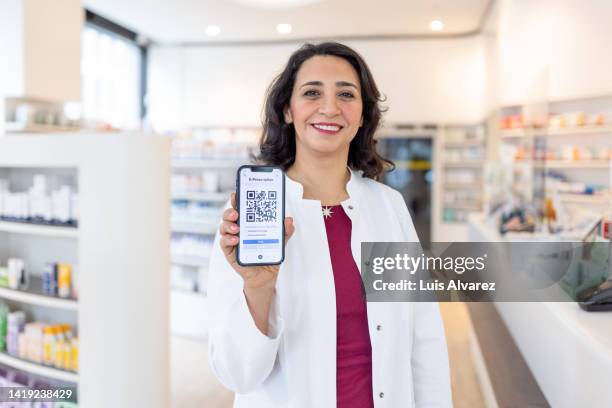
[284,174,337,406]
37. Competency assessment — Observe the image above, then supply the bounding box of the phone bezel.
[235,165,286,267]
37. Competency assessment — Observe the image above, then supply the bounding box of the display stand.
[0,134,170,408]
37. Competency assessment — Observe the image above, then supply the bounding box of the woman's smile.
[311,122,344,135]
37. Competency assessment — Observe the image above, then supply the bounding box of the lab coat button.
[379,392,384,398]
[348,205,354,210]
[376,325,382,331]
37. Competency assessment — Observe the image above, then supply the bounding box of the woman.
[208,42,451,407]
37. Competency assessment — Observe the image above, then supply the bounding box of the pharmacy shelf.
[172,191,230,202]
[534,160,610,169]
[500,125,612,139]
[443,161,484,168]
[499,129,527,138]
[0,286,78,311]
[4,122,80,133]
[444,140,485,147]
[0,352,78,383]
[172,255,210,267]
[548,125,612,136]
[0,221,78,238]
[0,134,170,407]
[444,182,482,189]
[171,220,218,235]
[558,193,610,204]
[172,159,245,169]
[444,202,482,211]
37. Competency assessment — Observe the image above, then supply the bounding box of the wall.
[492,0,612,105]
[23,0,83,101]
[148,37,486,132]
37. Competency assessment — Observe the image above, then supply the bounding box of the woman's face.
[284,55,363,158]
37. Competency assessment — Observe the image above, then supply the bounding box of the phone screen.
[237,166,285,265]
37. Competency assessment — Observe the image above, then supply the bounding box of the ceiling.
[83,0,492,44]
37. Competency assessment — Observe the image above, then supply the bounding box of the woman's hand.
[219,192,295,292]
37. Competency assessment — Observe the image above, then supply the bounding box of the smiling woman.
[208,41,452,408]
[256,42,393,179]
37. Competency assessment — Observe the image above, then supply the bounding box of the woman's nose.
[318,96,340,117]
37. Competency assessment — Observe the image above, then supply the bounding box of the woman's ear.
[283,105,293,124]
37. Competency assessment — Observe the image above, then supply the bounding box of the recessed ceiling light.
[429,20,444,32]
[206,25,221,36]
[276,23,292,35]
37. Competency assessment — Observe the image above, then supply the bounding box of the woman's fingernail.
[231,225,238,231]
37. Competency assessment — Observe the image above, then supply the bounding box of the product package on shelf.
[0,259,77,301]
[0,175,78,227]
[171,127,258,161]
[1,304,78,373]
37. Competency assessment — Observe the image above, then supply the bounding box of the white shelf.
[444,202,482,211]
[172,255,210,267]
[171,220,218,235]
[548,125,612,136]
[0,221,78,238]
[558,193,610,204]
[444,140,484,147]
[0,352,78,383]
[4,122,80,133]
[500,125,612,138]
[172,159,245,169]
[0,134,170,407]
[171,191,230,202]
[444,182,482,189]
[0,287,78,311]
[444,161,484,168]
[534,160,610,169]
[500,129,527,138]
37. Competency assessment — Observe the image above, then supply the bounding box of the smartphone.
[235,165,285,266]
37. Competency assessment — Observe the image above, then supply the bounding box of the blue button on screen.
[243,239,280,244]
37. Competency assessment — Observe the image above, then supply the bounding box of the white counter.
[468,216,612,408]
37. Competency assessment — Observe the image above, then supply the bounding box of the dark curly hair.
[254,42,394,180]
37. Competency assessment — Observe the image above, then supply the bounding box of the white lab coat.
[208,168,452,407]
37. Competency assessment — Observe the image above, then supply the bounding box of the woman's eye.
[339,91,355,98]
[303,90,319,97]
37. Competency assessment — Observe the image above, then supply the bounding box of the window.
[81,23,142,130]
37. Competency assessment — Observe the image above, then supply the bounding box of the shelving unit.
[0,221,78,238]
[533,160,609,169]
[492,95,612,232]
[171,255,210,268]
[0,134,170,408]
[0,286,78,311]
[169,127,257,339]
[501,125,612,138]
[436,123,487,241]
[171,220,219,235]
[171,191,230,202]
[0,352,78,383]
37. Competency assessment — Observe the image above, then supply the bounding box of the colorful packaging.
[0,302,8,350]
[0,267,8,288]
[58,264,72,299]
[42,326,55,366]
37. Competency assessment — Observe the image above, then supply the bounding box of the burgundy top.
[323,205,374,408]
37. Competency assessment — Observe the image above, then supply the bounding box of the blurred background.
[1,0,611,407]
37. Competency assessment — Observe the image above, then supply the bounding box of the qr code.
[245,190,277,222]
